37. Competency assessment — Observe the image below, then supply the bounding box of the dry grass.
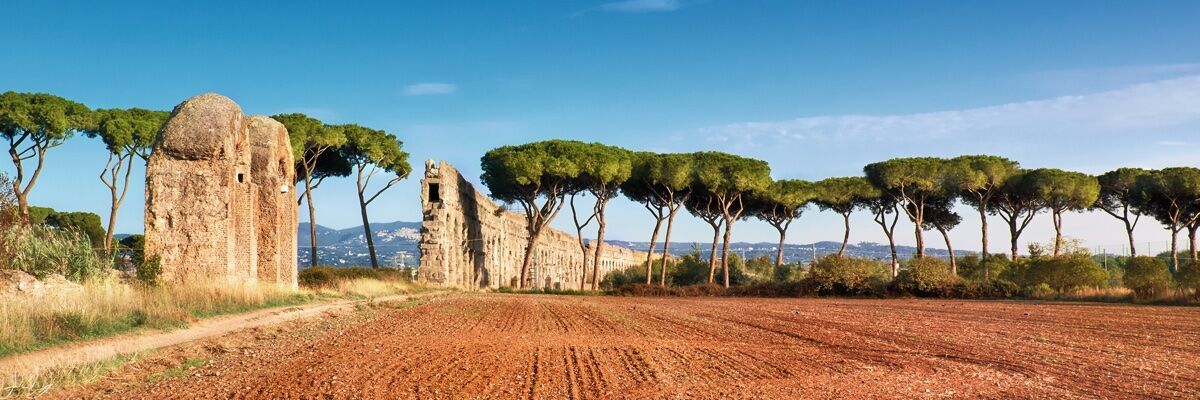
[309,277,418,298]
[1,351,150,399]
[0,274,418,358]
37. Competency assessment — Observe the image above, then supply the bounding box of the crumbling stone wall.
[144,93,297,287]
[249,116,298,288]
[418,161,652,290]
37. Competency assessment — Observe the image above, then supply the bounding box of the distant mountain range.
[292,221,960,267]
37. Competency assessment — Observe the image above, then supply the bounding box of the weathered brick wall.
[249,116,298,288]
[418,161,652,290]
[145,93,297,288]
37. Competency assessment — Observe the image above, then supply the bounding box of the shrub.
[945,278,1020,299]
[667,252,719,286]
[956,254,1011,281]
[602,249,754,289]
[1177,261,1200,299]
[1122,256,1172,299]
[1026,282,1056,298]
[774,263,806,282]
[601,260,670,289]
[892,257,953,296]
[807,255,889,296]
[137,255,163,286]
[298,266,410,289]
[607,281,815,297]
[741,256,776,283]
[1,225,107,282]
[608,283,725,297]
[1007,255,1108,294]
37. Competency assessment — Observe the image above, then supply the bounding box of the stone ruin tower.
[248,116,298,288]
[144,93,298,287]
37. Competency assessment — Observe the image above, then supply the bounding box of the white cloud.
[402,82,457,96]
[601,0,683,13]
[1154,140,1190,147]
[696,75,1200,148]
[1021,62,1200,93]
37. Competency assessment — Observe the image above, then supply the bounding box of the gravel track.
[49,294,1200,399]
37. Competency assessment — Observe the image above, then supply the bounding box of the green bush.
[602,250,752,289]
[1176,261,1200,299]
[956,254,1011,281]
[298,266,410,289]
[1005,255,1108,294]
[807,255,889,296]
[601,260,667,289]
[1,225,107,281]
[945,279,1020,299]
[137,255,163,285]
[892,257,953,296]
[774,263,807,282]
[607,281,816,297]
[741,256,776,283]
[1122,256,1172,299]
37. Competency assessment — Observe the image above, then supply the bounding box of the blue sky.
[3,0,1200,254]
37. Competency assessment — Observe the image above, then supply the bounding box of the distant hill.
[293,221,961,267]
[297,221,422,267]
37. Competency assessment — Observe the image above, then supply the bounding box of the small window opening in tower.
[428,183,441,203]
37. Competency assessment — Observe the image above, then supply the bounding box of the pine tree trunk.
[659,207,679,286]
[940,227,956,277]
[304,177,319,267]
[358,189,379,269]
[887,232,899,277]
[978,203,989,258]
[1009,217,1020,261]
[1170,228,1180,274]
[1188,225,1198,261]
[913,215,925,258]
[1052,210,1064,257]
[838,213,850,257]
[520,231,543,289]
[1125,214,1138,257]
[645,213,663,285]
[591,200,608,291]
[721,220,734,288]
[775,226,786,270]
[707,220,721,284]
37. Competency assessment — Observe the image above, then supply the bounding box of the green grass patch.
[146,357,209,384]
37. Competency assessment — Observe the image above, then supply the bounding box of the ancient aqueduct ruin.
[417,161,649,290]
[144,93,298,287]
[143,93,647,290]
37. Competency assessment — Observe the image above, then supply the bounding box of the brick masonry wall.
[417,161,652,290]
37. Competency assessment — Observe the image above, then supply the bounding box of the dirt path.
[45,294,1200,399]
[0,292,441,386]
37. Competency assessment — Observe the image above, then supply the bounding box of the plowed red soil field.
[51,294,1200,399]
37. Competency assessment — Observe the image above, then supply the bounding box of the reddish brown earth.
[49,294,1200,399]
